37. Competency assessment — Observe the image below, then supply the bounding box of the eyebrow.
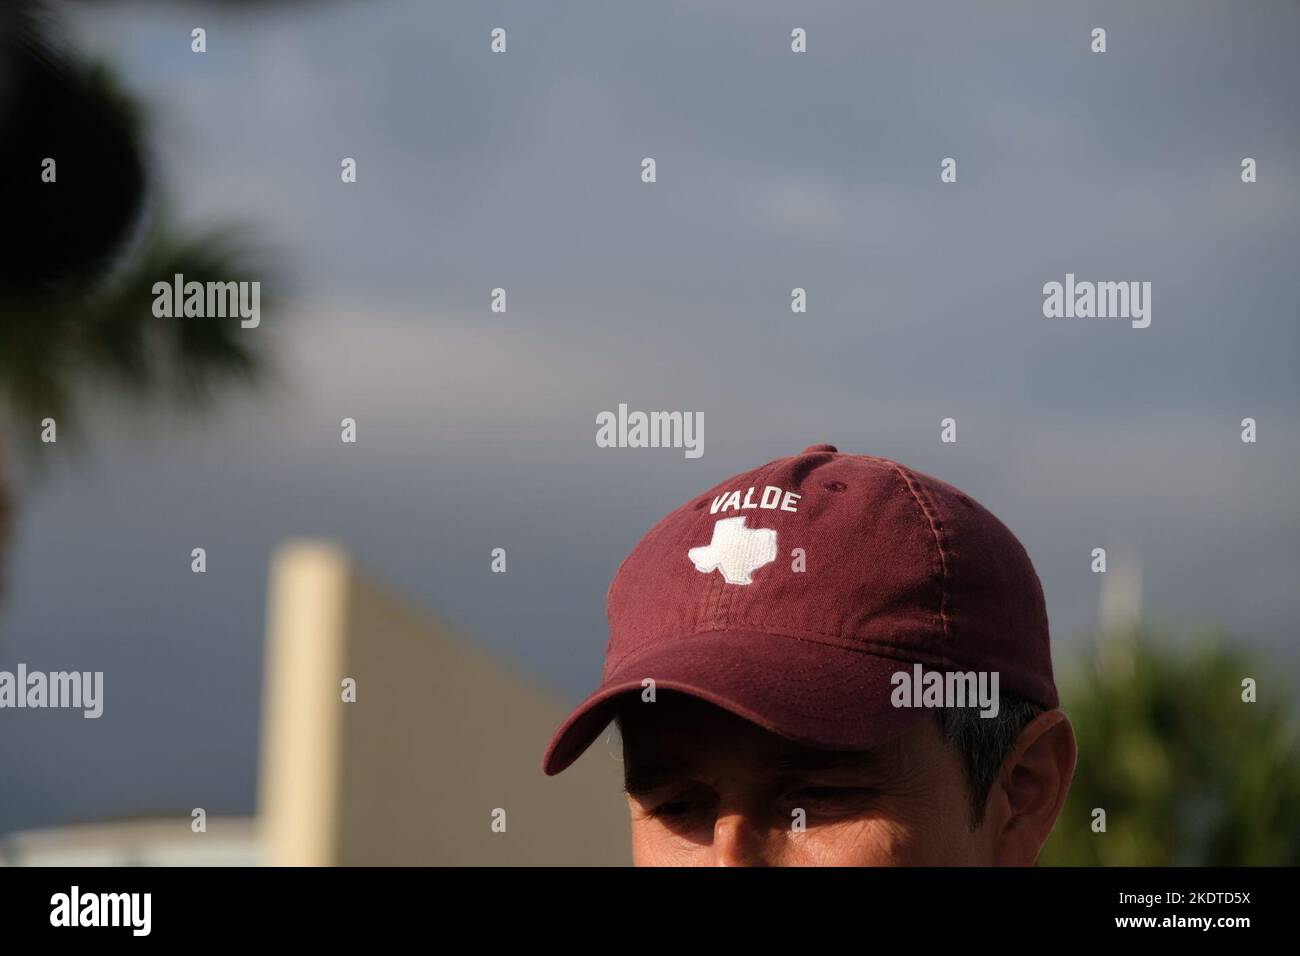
[623,761,691,797]
[768,749,883,776]
[623,748,884,796]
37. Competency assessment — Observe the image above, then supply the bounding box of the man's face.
[619,693,1001,866]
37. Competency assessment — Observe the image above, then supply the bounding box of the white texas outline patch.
[687,516,778,586]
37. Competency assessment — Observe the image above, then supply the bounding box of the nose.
[710,811,769,867]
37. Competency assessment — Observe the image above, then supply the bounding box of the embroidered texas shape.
[687,516,778,586]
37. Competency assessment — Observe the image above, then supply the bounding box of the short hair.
[936,692,1044,828]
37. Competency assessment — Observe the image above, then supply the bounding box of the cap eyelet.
[824,480,847,493]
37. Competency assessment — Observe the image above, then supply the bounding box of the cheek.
[794,780,987,865]
[630,820,701,866]
[793,810,979,866]
[788,818,910,865]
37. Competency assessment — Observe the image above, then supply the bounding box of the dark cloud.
[2,0,1296,833]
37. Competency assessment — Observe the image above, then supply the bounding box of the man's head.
[616,690,1075,865]
[542,445,1076,865]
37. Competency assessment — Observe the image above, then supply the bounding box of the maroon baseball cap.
[541,444,1058,775]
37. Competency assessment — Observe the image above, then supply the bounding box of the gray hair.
[935,692,1044,828]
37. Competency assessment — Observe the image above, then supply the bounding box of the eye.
[794,786,854,802]
[653,799,699,819]
[649,793,718,821]
[637,786,716,823]
[782,786,877,816]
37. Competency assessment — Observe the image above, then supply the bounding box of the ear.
[989,710,1077,866]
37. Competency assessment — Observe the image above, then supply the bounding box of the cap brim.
[541,629,933,775]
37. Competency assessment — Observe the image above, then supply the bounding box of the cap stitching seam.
[885,462,952,644]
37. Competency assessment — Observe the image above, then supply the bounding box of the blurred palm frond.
[1042,631,1300,866]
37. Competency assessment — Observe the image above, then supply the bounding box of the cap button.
[802,444,838,454]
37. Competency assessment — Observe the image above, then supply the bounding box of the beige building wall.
[258,540,630,865]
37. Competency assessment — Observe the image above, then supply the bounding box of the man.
[542,444,1076,866]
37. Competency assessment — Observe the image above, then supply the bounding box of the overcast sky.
[1,0,1297,834]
